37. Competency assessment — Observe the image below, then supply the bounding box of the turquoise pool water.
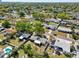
[5,48,12,54]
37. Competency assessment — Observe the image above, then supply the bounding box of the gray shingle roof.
[30,36,39,41]
[40,38,47,44]
[52,37,72,52]
[19,33,31,39]
[30,36,48,45]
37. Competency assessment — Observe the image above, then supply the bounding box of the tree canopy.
[56,12,72,19]
[33,21,45,35]
[2,20,11,28]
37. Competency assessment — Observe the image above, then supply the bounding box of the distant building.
[58,26,72,34]
[43,23,58,31]
[71,13,79,20]
[45,18,61,23]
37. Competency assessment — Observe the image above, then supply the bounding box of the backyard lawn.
[0,34,4,39]
[49,54,67,58]
[48,22,58,25]
[0,34,5,42]
[55,31,67,38]
[18,49,25,58]
[9,38,21,46]
[24,41,45,55]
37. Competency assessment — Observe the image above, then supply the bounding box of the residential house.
[58,26,72,34]
[11,13,19,19]
[50,36,76,54]
[19,33,31,41]
[74,29,79,35]
[71,12,79,20]
[45,18,61,23]
[0,15,7,20]
[60,20,68,26]
[57,26,79,35]
[30,36,48,45]
[43,23,58,30]
[25,14,33,19]
[65,20,79,25]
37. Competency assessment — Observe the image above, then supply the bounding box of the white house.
[50,36,76,53]
[19,34,31,40]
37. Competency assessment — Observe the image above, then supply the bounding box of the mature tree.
[23,44,32,53]
[2,21,11,28]
[19,12,25,17]
[75,6,79,12]
[57,12,71,19]
[16,21,26,32]
[16,21,33,33]
[23,44,33,57]
[43,52,49,58]
[25,22,34,33]
[32,12,44,19]
[32,12,52,21]
[33,21,45,35]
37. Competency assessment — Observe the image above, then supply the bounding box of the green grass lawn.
[0,34,4,39]
[18,49,25,58]
[49,54,67,58]
[9,38,20,46]
[48,22,58,25]
[0,34,5,42]
[0,20,4,23]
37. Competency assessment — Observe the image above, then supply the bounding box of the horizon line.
[1,1,79,3]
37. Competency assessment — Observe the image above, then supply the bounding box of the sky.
[2,0,79,2]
